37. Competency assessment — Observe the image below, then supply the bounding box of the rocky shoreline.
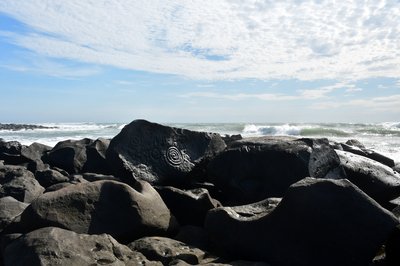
[1,119,400,265]
[0,123,56,131]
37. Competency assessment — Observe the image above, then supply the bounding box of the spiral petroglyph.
[166,146,184,166]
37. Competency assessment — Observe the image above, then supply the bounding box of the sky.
[0,0,399,123]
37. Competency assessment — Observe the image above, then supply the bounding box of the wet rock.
[155,186,220,226]
[20,180,178,243]
[205,178,399,266]
[207,137,311,205]
[0,197,28,232]
[336,150,400,207]
[342,143,395,167]
[106,119,226,186]
[128,236,215,265]
[3,227,161,266]
[0,175,44,203]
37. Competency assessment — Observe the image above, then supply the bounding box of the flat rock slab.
[20,180,177,243]
[3,227,161,266]
[106,119,226,185]
[205,177,399,266]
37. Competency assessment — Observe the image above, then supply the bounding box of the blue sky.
[0,1,399,123]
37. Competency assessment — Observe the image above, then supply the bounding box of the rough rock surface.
[34,168,70,188]
[207,137,311,205]
[128,236,214,265]
[0,197,28,232]
[106,119,226,185]
[0,175,44,203]
[205,178,399,266]
[19,180,177,243]
[3,227,161,266]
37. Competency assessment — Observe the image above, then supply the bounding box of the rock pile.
[1,119,400,266]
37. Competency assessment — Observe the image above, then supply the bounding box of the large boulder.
[0,197,28,232]
[106,120,226,185]
[0,165,35,181]
[0,140,24,165]
[43,138,93,174]
[205,178,399,266]
[207,137,311,205]
[3,227,161,266]
[335,150,400,207]
[341,142,395,167]
[19,180,177,243]
[155,186,220,226]
[0,176,44,203]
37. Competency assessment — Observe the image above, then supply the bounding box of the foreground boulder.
[207,137,311,205]
[19,180,177,243]
[3,227,161,266]
[0,175,44,203]
[106,120,226,185]
[205,178,398,266]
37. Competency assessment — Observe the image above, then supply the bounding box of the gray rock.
[205,178,399,266]
[106,119,226,185]
[155,186,220,226]
[0,197,28,232]
[174,225,210,251]
[44,182,73,192]
[0,176,44,203]
[336,150,400,206]
[207,137,311,205]
[3,227,161,266]
[20,180,178,243]
[0,165,35,181]
[34,169,70,188]
[82,172,120,182]
[342,142,395,167]
[128,236,215,265]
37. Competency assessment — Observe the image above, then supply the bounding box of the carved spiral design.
[166,146,183,166]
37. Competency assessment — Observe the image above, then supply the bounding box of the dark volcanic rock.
[3,227,161,266]
[207,137,311,205]
[34,168,70,188]
[174,225,210,251]
[0,175,44,203]
[385,224,400,266]
[0,123,55,131]
[205,178,399,266]
[336,150,400,206]
[0,197,28,232]
[19,180,178,243]
[83,138,111,174]
[155,186,220,226]
[43,138,93,174]
[0,165,35,181]
[106,119,226,185]
[0,140,24,165]
[342,142,395,167]
[128,236,214,265]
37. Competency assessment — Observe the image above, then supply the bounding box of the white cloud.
[311,94,400,112]
[180,91,298,101]
[1,1,399,80]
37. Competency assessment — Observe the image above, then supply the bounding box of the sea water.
[1,122,399,163]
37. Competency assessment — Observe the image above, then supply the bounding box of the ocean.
[1,122,399,163]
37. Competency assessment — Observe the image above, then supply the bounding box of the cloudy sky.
[0,0,399,123]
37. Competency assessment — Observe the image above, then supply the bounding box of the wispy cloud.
[115,80,134,85]
[311,95,400,112]
[0,56,101,78]
[0,1,399,80]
